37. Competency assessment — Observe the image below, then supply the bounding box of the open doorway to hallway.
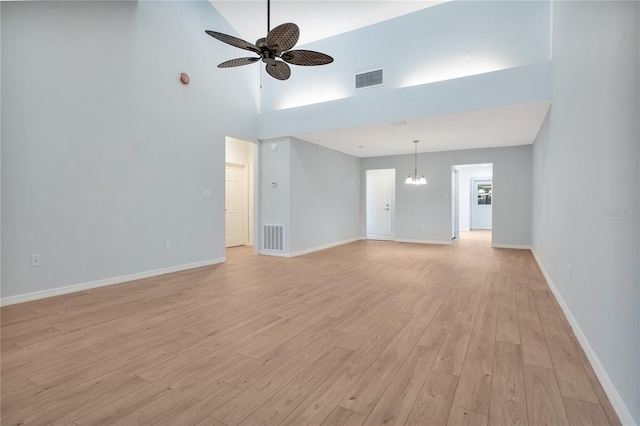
[451,163,493,242]
[225,137,257,254]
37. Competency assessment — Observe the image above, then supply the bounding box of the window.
[477,184,492,205]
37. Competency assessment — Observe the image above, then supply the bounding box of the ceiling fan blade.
[281,50,334,66]
[205,30,260,54]
[266,23,299,53]
[265,61,291,81]
[217,57,261,68]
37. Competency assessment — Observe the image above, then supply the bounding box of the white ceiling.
[209,1,446,46]
[293,101,551,158]
[209,1,550,158]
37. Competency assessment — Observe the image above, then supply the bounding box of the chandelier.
[405,140,427,185]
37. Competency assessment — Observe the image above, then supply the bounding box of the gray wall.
[1,1,259,299]
[290,138,360,253]
[259,138,292,253]
[259,137,360,255]
[532,1,639,423]
[260,0,551,113]
[361,145,532,246]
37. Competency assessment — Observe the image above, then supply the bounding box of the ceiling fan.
[205,0,334,81]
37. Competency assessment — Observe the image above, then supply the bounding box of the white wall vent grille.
[355,69,384,89]
[262,224,285,252]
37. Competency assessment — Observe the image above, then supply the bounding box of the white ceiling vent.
[355,69,384,90]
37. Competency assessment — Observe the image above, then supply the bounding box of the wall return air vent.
[262,224,285,252]
[355,69,384,89]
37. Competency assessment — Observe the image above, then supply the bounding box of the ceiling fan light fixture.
[405,140,427,186]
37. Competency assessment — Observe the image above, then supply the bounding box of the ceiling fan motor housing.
[256,38,277,64]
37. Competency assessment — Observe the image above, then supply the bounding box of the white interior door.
[366,169,395,240]
[471,179,492,230]
[225,163,247,247]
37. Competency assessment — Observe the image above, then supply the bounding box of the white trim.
[492,243,532,249]
[0,258,226,307]
[289,238,361,257]
[259,238,361,258]
[258,250,290,258]
[367,234,396,241]
[395,238,452,245]
[531,250,636,426]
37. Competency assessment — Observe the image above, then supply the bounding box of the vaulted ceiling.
[209,1,447,46]
[210,1,550,157]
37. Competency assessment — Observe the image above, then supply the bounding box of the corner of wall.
[531,250,637,426]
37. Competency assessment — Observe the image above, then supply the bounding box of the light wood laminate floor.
[1,232,620,425]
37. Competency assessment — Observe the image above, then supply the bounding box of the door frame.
[470,178,493,230]
[225,162,249,248]
[366,168,396,241]
[451,168,460,239]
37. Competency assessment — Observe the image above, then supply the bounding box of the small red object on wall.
[180,73,190,85]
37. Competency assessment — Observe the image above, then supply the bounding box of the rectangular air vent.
[262,224,285,252]
[355,69,383,89]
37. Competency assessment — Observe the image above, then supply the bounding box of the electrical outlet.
[568,264,572,280]
[31,254,41,267]
[166,240,172,249]
[202,189,212,198]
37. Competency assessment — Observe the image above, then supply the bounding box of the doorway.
[225,137,256,249]
[451,163,493,239]
[366,169,395,240]
[225,163,247,247]
[451,169,459,239]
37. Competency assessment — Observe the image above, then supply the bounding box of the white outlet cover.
[202,189,212,198]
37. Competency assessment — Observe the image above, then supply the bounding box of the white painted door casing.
[225,163,247,247]
[366,169,396,240]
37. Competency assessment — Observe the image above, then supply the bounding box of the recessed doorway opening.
[225,137,257,254]
[451,163,493,244]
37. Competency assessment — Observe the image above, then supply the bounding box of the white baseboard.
[257,250,290,258]
[0,258,226,307]
[259,238,361,258]
[492,243,532,249]
[395,238,452,245]
[366,233,396,241]
[531,250,636,426]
